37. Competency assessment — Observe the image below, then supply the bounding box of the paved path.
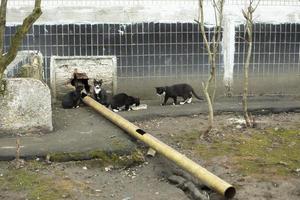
[122,96,300,121]
[0,96,299,161]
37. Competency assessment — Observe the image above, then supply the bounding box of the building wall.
[3,0,300,98]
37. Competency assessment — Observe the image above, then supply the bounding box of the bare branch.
[252,0,261,13]
[242,0,260,128]
[0,0,8,55]
[212,0,221,14]
[212,0,224,54]
[198,0,212,61]
[197,0,225,133]
[2,0,42,67]
[242,9,248,19]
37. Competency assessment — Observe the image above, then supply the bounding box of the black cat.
[62,85,84,109]
[71,73,91,94]
[93,79,109,107]
[110,93,140,112]
[155,83,203,105]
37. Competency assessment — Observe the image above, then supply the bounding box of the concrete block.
[50,56,117,100]
[17,52,44,81]
[4,51,44,79]
[0,78,53,135]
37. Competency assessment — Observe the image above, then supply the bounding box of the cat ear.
[100,79,103,83]
[93,79,96,83]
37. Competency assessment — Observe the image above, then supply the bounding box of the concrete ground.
[0,96,299,161]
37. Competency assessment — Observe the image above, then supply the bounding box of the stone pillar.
[0,78,53,135]
[222,16,236,96]
[17,52,44,81]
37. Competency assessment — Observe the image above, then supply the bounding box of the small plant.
[196,0,225,135]
[15,134,24,169]
[242,0,260,127]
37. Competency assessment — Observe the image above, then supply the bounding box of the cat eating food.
[110,93,140,112]
[155,83,203,106]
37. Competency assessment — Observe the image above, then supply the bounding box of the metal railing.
[4,22,300,83]
[7,0,300,7]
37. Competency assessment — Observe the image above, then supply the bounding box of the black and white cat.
[62,85,84,109]
[110,93,140,112]
[155,83,203,105]
[93,79,109,107]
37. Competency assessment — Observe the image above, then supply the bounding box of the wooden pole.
[82,95,236,198]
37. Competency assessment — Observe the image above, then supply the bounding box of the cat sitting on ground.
[62,85,84,109]
[110,93,140,112]
[155,83,203,106]
[71,73,91,95]
[93,79,109,107]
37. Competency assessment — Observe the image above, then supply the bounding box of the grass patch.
[236,129,300,176]
[0,170,71,199]
[0,162,87,200]
[175,129,300,177]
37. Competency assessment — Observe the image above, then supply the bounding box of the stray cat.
[71,73,91,94]
[110,93,140,112]
[93,79,109,107]
[155,83,203,105]
[62,85,84,109]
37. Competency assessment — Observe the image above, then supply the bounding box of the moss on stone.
[17,64,43,81]
[0,79,7,96]
[110,138,129,150]
[48,148,145,168]
[48,151,88,162]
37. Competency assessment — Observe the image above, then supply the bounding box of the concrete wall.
[50,56,117,100]
[6,2,300,25]
[0,78,53,135]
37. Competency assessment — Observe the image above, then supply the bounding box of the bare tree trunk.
[0,0,8,56]
[15,135,21,168]
[198,0,224,135]
[202,82,214,131]
[242,0,260,127]
[242,37,252,127]
[0,0,42,84]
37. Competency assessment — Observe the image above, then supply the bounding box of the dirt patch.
[135,112,300,200]
[0,112,299,200]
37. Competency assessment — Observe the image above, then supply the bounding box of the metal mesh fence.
[7,0,300,7]
[235,23,300,77]
[5,21,300,81]
[4,23,223,82]
[3,0,300,90]
[4,22,300,83]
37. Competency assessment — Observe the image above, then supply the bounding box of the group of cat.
[62,78,204,111]
[62,79,140,112]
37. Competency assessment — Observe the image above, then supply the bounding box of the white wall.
[6,2,300,25]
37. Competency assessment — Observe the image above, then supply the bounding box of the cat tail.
[191,89,204,100]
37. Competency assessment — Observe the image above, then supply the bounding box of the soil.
[1,112,300,200]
